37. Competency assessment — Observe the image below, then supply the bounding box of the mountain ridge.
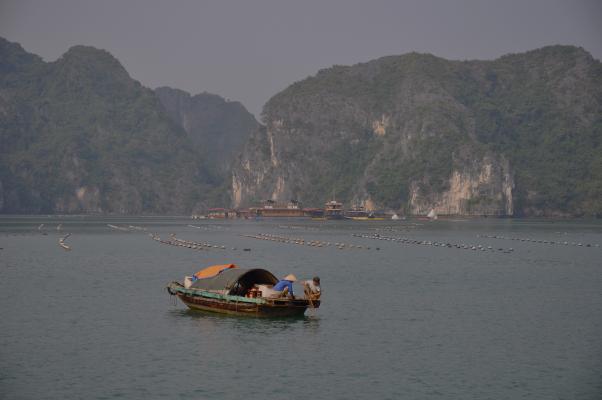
[0,38,211,213]
[1,37,600,216]
[234,44,602,216]
[155,86,259,180]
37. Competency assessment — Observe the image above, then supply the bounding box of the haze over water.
[1,216,601,399]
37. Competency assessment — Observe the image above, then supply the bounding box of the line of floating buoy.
[107,224,147,232]
[171,236,226,250]
[149,233,226,251]
[107,224,131,232]
[477,234,599,248]
[187,224,228,231]
[277,225,319,231]
[58,233,71,251]
[370,225,419,233]
[37,223,48,235]
[353,233,515,253]
[242,233,370,250]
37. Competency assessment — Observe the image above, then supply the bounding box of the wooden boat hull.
[167,282,319,317]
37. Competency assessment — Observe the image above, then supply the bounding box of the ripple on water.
[0,216,601,399]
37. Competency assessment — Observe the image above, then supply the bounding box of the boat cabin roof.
[190,268,279,294]
[193,264,237,279]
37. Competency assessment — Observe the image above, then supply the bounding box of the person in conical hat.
[273,274,297,298]
[303,276,321,300]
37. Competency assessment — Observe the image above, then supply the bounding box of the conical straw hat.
[284,274,297,282]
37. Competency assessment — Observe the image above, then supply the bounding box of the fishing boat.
[251,199,306,217]
[344,206,386,221]
[306,208,325,219]
[166,264,320,317]
[346,215,386,221]
[324,200,344,220]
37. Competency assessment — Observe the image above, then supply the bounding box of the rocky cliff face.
[155,87,259,178]
[2,37,600,216]
[233,46,602,216]
[408,155,514,216]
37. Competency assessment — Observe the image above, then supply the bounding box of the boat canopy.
[190,268,279,295]
[193,264,237,279]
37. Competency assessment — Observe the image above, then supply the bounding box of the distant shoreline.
[0,214,600,220]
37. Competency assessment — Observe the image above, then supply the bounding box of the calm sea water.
[1,216,601,399]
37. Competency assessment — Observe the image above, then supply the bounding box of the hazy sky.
[1,0,600,117]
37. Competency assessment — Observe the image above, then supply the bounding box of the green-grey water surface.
[1,216,601,399]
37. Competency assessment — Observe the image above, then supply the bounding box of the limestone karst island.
[1,37,601,217]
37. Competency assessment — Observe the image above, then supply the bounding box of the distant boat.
[347,216,385,221]
[167,264,319,317]
[252,199,306,217]
[344,205,384,220]
[427,209,438,220]
[324,200,344,220]
[305,208,325,219]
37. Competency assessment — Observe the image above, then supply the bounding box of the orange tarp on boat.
[193,264,238,279]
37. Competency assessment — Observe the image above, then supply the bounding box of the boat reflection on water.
[167,307,321,335]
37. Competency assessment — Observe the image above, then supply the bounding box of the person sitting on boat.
[273,274,297,298]
[303,276,321,300]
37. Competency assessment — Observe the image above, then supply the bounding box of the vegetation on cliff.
[0,38,215,213]
[235,46,602,216]
[155,86,259,205]
[1,36,600,216]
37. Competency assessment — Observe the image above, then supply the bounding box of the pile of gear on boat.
[183,264,321,300]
